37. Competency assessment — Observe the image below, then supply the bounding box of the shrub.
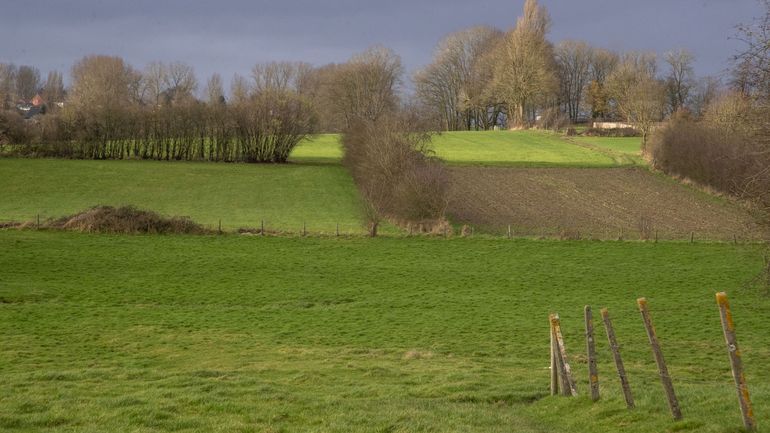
[46,206,209,235]
[342,114,449,235]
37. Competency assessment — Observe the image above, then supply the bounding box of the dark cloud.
[0,0,763,92]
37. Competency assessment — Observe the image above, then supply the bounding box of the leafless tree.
[164,61,198,105]
[493,0,558,128]
[230,73,251,105]
[733,0,770,99]
[204,73,225,105]
[142,61,167,107]
[415,26,503,130]
[15,65,41,101]
[585,49,618,119]
[606,52,666,148]
[664,49,696,114]
[330,46,403,127]
[555,40,593,122]
[0,63,17,108]
[42,70,65,105]
[69,55,142,109]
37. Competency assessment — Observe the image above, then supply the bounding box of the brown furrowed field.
[448,166,766,240]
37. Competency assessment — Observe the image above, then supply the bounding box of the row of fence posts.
[549,293,755,431]
[25,214,750,243]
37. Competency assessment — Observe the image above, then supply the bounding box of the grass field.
[0,158,363,232]
[1,230,768,432]
[292,131,636,167]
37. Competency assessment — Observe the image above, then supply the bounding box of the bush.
[0,110,32,151]
[342,114,449,235]
[45,206,209,234]
[536,107,569,131]
[582,127,639,137]
[648,109,770,218]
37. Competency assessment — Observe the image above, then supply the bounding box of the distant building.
[31,94,45,107]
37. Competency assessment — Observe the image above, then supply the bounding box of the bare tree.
[606,52,666,148]
[733,0,770,99]
[204,73,225,105]
[585,49,618,119]
[68,55,141,109]
[230,73,251,105]
[0,63,17,108]
[164,62,197,105]
[42,70,65,105]
[15,65,41,101]
[664,49,696,114]
[415,26,503,130]
[330,46,403,127]
[143,61,167,107]
[555,40,593,122]
[689,76,721,118]
[493,0,558,128]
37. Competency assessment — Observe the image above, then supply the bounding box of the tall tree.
[555,40,593,122]
[664,49,696,114]
[493,0,558,128]
[68,55,141,109]
[230,73,251,105]
[15,65,41,101]
[585,49,618,119]
[733,0,770,100]
[415,26,502,130]
[0,63,17,108]
[330,46,403,127]
[163,62,197,105]
[204,73,225,105]
[42,70,65,104]
[606,52,665,148]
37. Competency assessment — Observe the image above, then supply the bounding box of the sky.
[0,0,764,94]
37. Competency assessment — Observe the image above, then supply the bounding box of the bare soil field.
[448,166,767,240]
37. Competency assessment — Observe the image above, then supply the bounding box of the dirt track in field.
[448,167,767,240]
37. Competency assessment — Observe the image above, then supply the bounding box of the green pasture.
[1,231,768,432]
[293,131,639,167]
[0,158,363,232]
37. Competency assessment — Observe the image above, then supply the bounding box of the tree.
[330,46,403,127]
[142,61,167,106]
[555,40,593,122]
[664,49,696,114]
[42,70,65,105]
[733,0,770,100]
[493,0,558,128]
[606,52,666,149]
[585,49,618,119]
[163,62,197,105]
[15,65,41,101]
[69,55,141,109]
[230,73,251,105]
[204,73,225,105]
[0,63,17,109]
[415,26,503,130]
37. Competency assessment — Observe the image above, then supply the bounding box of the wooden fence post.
[261,220,265,236]
[550,314,578,396]
[637,298,682,420]
[36,214,40,230]
[716,292,756,431]
[550,315,559,396]
[690,232,694,243]
[218,219,222,234]
[585,306,600,401]
[336,222,340,237]
[600,308,634,409]
[508,225,512,239]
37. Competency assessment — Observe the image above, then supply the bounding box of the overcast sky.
[0,0,764,94]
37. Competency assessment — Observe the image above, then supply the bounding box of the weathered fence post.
[36,214,40,230]
[261,220,265,236]
[600,308,634,409]
[690,232,694,243]
[716,292,756,431]
[336,222,340,237]
[550,316,559,396]
[550,314,578,396]
[218,219,222,234]
[508,225,512,239]
[637,298,682,420]
[585,306,600,401]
